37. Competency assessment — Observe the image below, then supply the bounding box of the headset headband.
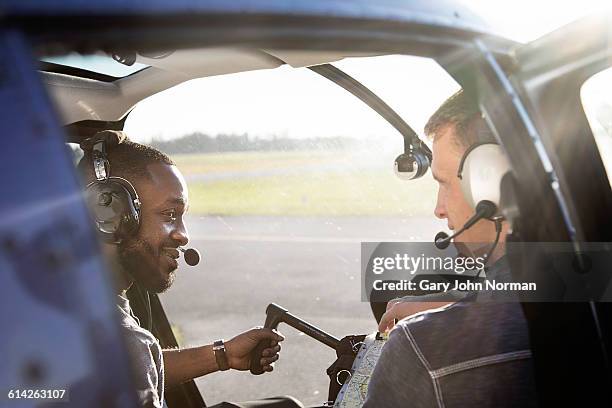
[457,141,498,180]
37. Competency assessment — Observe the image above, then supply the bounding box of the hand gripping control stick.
[250,303,341,375]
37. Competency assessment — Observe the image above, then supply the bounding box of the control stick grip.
[250,304,287,375]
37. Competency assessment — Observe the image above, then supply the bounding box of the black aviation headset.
[81,130,154,329]
[82,131,142,244]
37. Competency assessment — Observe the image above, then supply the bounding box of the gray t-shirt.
[117,293,165,408]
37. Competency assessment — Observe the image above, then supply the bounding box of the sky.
[123,0,611,144]
[461,0,609,42]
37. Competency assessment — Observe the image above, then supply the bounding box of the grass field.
[172,150,438,216]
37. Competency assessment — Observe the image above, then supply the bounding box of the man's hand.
[225,327,284,372]
[378,301,453,333]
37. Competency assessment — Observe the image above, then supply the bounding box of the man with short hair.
[78,133,301,408]
[363,91,538,407]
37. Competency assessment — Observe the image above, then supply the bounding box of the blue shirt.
[364,259,538,407]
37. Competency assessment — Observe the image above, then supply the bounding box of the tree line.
[148,132,357,154]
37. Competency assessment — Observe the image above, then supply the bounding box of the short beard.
[118,237,176,293]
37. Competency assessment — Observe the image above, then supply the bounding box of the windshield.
[125,55,458,146]
[124,54,456,405]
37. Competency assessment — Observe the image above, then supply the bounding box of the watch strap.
[213,339,230,371]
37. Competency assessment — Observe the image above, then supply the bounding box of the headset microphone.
[434,200,497,249]
[179,247,201,266]
[434,231,452,250]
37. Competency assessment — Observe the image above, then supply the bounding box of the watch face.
[213,340,229,371]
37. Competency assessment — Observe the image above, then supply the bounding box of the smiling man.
[115,161,188,294]
[78,131,301,408]
[364,91,537,407]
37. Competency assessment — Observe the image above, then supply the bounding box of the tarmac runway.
[160,215,443,406]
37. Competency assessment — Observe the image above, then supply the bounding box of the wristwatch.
[213,339,230,371]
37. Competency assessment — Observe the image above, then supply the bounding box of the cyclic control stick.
[250,303,341,375]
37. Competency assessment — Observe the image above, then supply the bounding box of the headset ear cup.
[116,192,139,239]
[85,178,140,243]
[458,144,510,212]
[111,177,141,239]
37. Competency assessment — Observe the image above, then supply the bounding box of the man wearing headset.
[363,91,537,407]
[78,134,302,408]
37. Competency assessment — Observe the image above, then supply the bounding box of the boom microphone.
[179,247,201,266]
[434,200,497,250]
[434,231,453,250]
